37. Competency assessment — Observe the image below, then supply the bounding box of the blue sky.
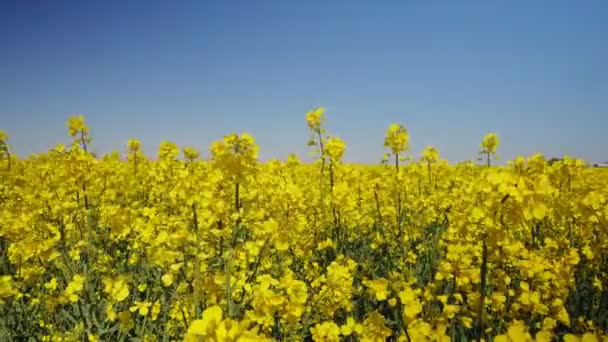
[2,0,607,164]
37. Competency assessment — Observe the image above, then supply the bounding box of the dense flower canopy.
[0,113,606,341]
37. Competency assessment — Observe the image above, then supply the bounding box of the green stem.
[395,153,403,248]
[317,130,325,176]
[476,239,488,342]
[192,203,202,318]
[225,250,233,318]
[235,182,240,212]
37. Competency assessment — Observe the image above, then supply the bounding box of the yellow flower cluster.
[185,305,270,342]
[306,107,326,132]
[0,113,607,341]
[384,123,410,155]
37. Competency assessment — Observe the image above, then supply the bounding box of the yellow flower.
[592,277,603,291]
[306,107,326,131]
[67,115,89,137]
[360,311,392,342]
[471,207,485,222]
[532,202,547,220]
[64,274,85,303]
[150,301,161,321]
[310,321,341,342]
[0,276,17,298]
[185,305,270,342]
[480,132,500,154]
[44,277,58,291]
[556,305,571,326]
[564,334,581,342]
[188,305,223,336]
[582,245,594,260]
[421,145,439,163]
[325,137,346,162]
[363,278,389,301]
[106,304,118,322]
[443,304,459,319]
[210,133,259,179]
[403,301,422,321]
[384,123,409,155]
[129,300,152,316]
[506,320,532,341]
[118,311,134,331]
[158,141,179,160]
[182,146,200,161]
[535,330,553,342]
[581,333,599,342]
[340,317,363,336]
[127,138,141,152]
[161,273,175,287]
[102,276,130,302]
[388,298,397,307]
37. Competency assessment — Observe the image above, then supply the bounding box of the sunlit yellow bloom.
[182,146,200,161]
[363,278,389,301]
[67,115,89,137]
[102,276,130,302]
[340,317,363,336]
[127,138,141,152]
[384,123,409,155]
[421,145,439,163]
[306,107,326,131]
[64,274,85,303]
[480,132,500,154]
[325,137,346,162]
[310,321,341,342]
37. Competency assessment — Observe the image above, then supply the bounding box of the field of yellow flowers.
[1,109,607,341]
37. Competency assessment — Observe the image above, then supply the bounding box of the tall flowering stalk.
[421,146,439,191]
[67,115,93,210]
[325,137,345,193]
[476,132,499,342]
[306,108,346,244]
[306,107,328,186]
[210,132,258,318]
[127,139,142,174]
[384,124,409,173]
[325,136,346,242]
[68,115,91,153]
[384,123,409,235]
[480,133,500,167]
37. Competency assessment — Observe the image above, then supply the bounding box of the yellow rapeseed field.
[0,109,607,341]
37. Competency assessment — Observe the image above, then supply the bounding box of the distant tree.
[547,157,563,165]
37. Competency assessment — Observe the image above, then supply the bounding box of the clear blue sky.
[2,0,607,164]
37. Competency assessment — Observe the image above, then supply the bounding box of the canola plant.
[0,109,607,341]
